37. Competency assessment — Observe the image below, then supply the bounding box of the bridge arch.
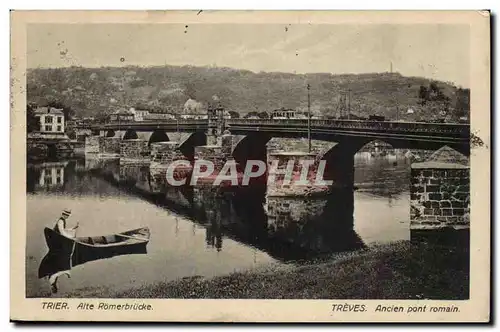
[178,132,207,162]
[231,133,272,165]
[105,129,116,138]
[123,129,138,140]
[356,137,469,157]
[351,138,469,163]
[148,129,170,145]
[355,139,398,159]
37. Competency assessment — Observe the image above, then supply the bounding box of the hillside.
[26,65,470,121]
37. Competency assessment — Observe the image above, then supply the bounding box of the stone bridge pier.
[265,192,363,254]
[150,141,191,182]
[86,128,205,163]
[193,133,234,181]
[85,130,128,157]
[149,131,207,184]
[230,135,369,196]
[84,135,120,157]
[409,146,470,245]
[189,132,366,193]
[260,139,367,212]
[120,139,150,163]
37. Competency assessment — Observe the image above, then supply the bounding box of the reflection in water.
[31,159,367,260]
[27,161,69,193]
[39,226,150,293]
[28,157,409,260]
[354,154,410,197]
[266,192,364,257]
[27,153,410,296]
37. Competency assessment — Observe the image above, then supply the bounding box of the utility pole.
[307,83,311,153]
[339,94,344,119]
[339,93,346,119]
[347,89,351,120]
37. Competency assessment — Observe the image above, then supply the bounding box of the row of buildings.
[31,104,322,135]
[30,100,227,137]
[31,105,339,136]
[109,99,231,123]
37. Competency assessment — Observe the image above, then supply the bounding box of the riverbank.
[68,241,469,299]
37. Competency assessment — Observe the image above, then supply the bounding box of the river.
[26,152,411,297]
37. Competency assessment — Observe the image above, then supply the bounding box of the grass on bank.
[68,241,469,300]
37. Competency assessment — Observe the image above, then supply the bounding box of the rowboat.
[38,227,150,279]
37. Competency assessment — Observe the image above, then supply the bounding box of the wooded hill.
[27,65,470,122]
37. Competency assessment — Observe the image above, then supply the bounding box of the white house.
[34,107,65,133]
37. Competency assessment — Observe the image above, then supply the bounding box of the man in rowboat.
[54,209,79,239]
[48,209,79,293]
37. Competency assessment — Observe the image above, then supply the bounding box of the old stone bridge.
[92,118,469,151]
[86,118,469,184]
[84,118,471,242]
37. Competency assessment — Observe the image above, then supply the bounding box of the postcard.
[10,10,490,322]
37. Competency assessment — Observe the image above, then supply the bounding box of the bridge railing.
[91,118,469,136]
[96,119,208,129]
[227,119,470,135]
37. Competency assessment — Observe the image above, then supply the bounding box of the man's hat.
[61,209,72,217]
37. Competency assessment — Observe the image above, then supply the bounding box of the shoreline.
[61,240,469,300]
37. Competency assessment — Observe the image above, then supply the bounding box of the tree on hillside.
[257,111,269,119]
[95,113,109,124]
[418,81,450,107]
[244,111,259,118]
[418,86,428,105]
[228,111,240,119]
[184,81,200,100]
[429,82,449,102]
[27,67,464,122]
[455,88,470,117]
[27,103,40,133]
[129,78,147,88]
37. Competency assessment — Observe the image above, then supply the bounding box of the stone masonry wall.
[221,134,233,159]
[120,139,150,160]
[207,135,218,146]
[102,137,121,155]
[149,142,190,182]
[267,152,329,197]
[84,136,101,154]
[266,196,327,232]
[410,166,470,230]
[195,146,226,171]
[150,142,186,164]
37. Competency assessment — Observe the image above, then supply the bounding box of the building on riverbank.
[34,107,65,134]
[28,106,74,160]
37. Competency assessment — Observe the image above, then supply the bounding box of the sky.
[27,24,470,87]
